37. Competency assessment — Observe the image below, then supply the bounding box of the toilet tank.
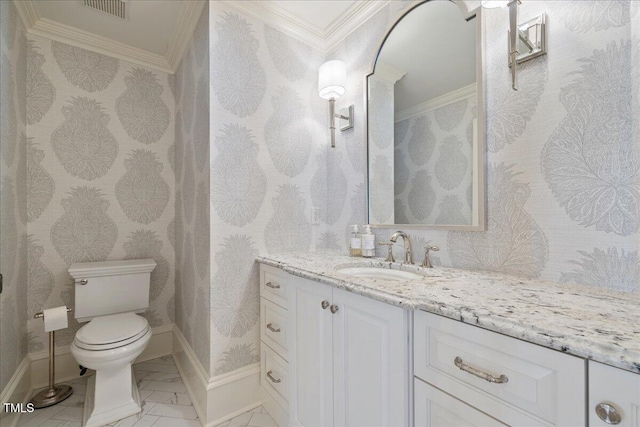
[69,259,156,322]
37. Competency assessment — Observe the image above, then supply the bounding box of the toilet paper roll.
[43,306,68,332]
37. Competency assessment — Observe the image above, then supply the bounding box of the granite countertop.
[258,251,640,374]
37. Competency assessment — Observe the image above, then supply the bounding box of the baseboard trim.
[171,327,261,427]
[30,324,174,390]
[0,355,32,427]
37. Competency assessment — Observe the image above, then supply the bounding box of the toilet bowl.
[68,259,156,427]
[71,313,152,427]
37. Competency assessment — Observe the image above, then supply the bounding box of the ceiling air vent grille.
[83,0,126,19]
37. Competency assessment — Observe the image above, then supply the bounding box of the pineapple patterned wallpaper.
[326,0,639,293]
[25,34,175,352]
[1,0,28,393]
[206,3,326,376]
[174,5,211,372]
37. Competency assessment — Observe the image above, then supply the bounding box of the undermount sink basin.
[337,267,423,281]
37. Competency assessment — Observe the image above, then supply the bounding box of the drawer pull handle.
[265,281,280,289]
[595,403,622,425]
[266,323,281,333]
[330,304,339,314]
[321,300,330,309]
[266,370,281,384]
[454,357,508,384]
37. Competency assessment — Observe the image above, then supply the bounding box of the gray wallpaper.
[174,4,210,372]
[325,0,639,293]
[208,3,325,377]
[0,0,27,393]
[25,35,175,351]
[393,95,475,225]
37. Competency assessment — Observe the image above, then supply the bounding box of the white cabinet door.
[415,378,506,427]
[589,362,640,426]
[332,288,409,427]
[288,276,334,427]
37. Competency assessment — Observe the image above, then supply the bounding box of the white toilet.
[69,259,156,427]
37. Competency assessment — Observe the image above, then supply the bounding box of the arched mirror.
[366,0,485,230]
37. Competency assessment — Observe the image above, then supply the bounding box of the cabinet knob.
[595,403,622,425]
[321,300,330,310]
[330,304,339,314]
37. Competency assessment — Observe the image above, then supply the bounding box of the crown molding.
[395,83,477,122]
[166,1,207,72]
[217,0,326,51]
[324,1,389,53]
[12,0,206,74]
[373,60,406,84]
[216,0,390,53]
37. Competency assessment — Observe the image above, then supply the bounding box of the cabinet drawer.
[260,265,288,307]
[414,311,585,426]
[261,297,288,360]
[261,344,289,406]
[415,378,506,427]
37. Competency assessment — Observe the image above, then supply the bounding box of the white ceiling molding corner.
[12,0,206,75]
[216,0,327,51]
[166,1,207,72]
[324,0,389,53]
[395,83,477,123]
[13,0,39,30]
[12,0,395,72]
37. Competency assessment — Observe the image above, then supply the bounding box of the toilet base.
[83,372,141,427]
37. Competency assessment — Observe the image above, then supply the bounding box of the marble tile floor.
[16,355,276,427]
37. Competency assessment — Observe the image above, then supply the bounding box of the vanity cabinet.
[589,361,640,426]
[288,275,410,427]
[414,311,586,426]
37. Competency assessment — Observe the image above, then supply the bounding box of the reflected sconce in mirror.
[318,60,354,148]
[482,0,546,90]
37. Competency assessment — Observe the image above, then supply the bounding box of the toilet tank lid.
[69,259,156,279]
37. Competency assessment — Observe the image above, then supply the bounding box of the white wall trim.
[395,83,477,122]
[374,61,407,84]
[324,1,390,53]
[218,0,389,54]
[165,1,207,72]
[172,327,261,427]
[0,356,32,427]
[12,0,205,74]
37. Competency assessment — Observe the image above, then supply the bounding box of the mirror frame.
[364,0,486,231]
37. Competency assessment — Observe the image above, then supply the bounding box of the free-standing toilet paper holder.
[30,307,73,408]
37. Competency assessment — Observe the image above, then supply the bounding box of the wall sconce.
[482,0,546,90]
[318,60,354,148]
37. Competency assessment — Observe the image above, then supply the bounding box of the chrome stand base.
[30,384,73,409]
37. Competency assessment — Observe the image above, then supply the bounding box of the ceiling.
[12,0,395,73]
[32,1,184,56]
[376,0,476,113]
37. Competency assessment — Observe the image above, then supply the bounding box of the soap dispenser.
[361,225,375,258]
[349,225,361,257]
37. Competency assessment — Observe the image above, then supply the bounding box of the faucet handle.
[422,245,439,268]
[377,241,395,263]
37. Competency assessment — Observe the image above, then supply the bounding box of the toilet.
[68,259,156,427]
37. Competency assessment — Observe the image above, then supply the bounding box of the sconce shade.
[481,0,508,8]
[318,60,346,100]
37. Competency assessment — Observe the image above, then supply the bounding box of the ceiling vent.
[83,0,126,19]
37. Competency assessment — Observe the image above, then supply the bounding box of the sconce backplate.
[339,105,354,131]
[508,13,546,67]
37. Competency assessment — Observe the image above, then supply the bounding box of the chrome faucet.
[389,231,413,264]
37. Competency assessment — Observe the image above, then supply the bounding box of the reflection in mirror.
[367,0,483,229]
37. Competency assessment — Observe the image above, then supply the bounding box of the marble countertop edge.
[257,253,640,375]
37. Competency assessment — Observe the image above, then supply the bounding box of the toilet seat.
[75,312,150,351]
